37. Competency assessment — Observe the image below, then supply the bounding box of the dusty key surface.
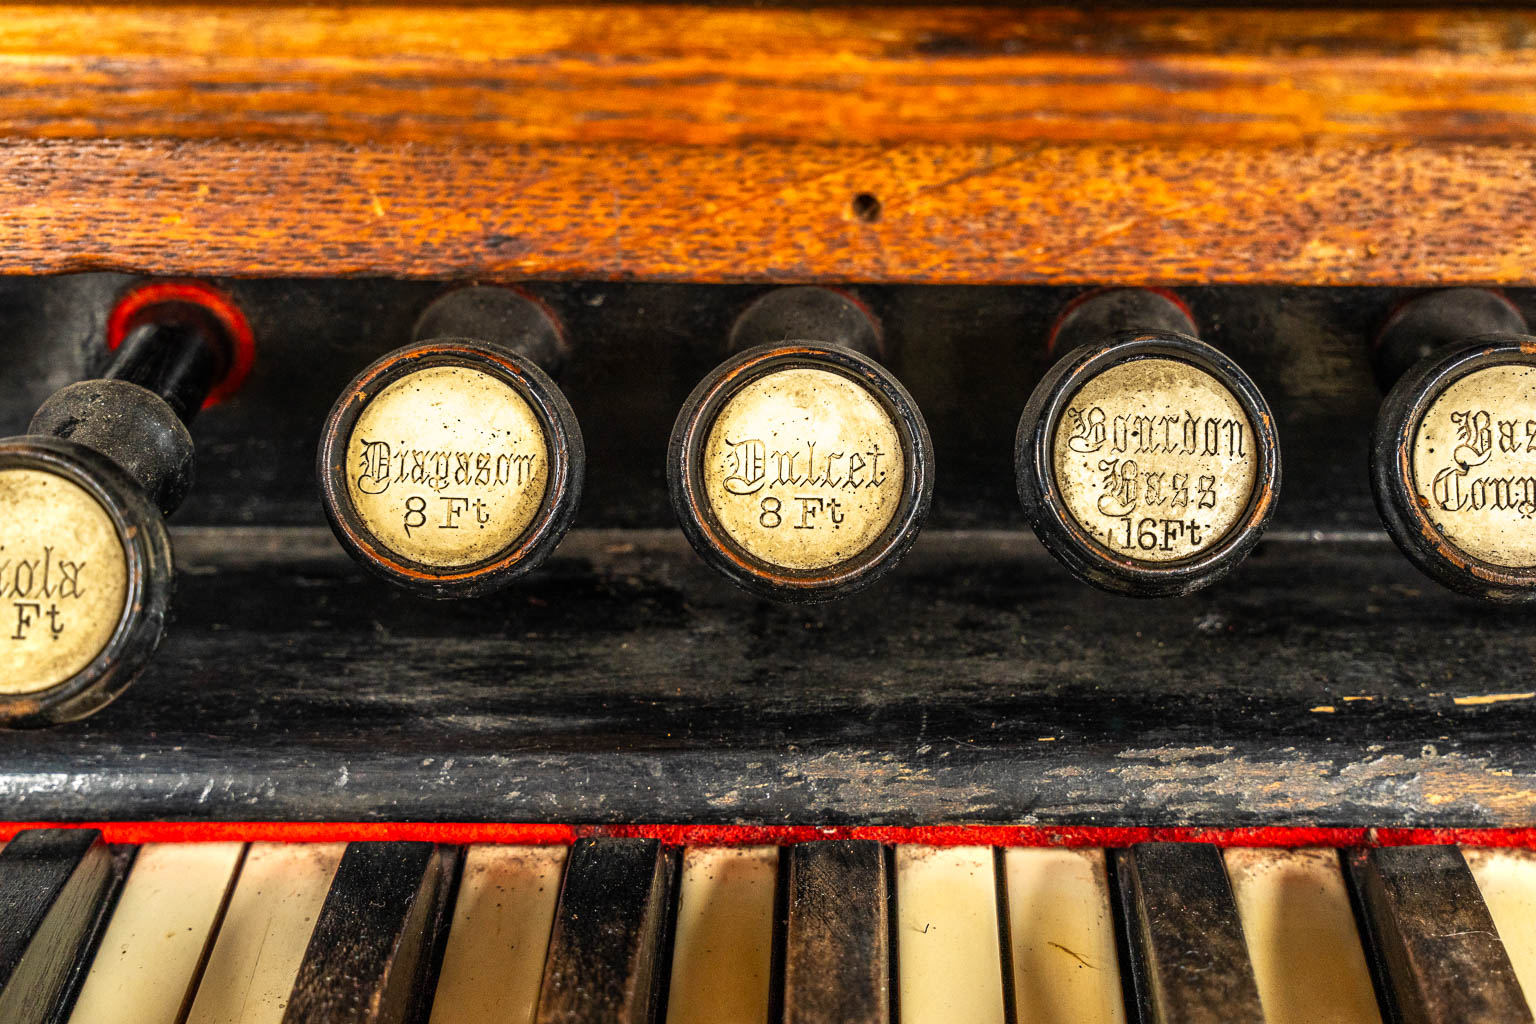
[185,842,345,1024]
[68,842,244,1024]
[1118,842,1264,1024]
[1464,847,1536,1016]
[665,846,777,1024]
[0,829,114,1024]
[1005,847,1126,1024]
[1224,847,1381,1024]
[428,844,567,1024]
[1350,845,1533,1024]
[782,840,889,1024]
[895,845,1006,1024]
[535,838,674,1024]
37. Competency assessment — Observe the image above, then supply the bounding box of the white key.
[1464,846,1536,1015]
[428,844,568,1024]
[184,841,346,1024]
[1224,847,1381,1024]
[897,845,1006,1024]
[68,843,244,1024]
[1005,847,1126,1024]
[665,846,777,1024]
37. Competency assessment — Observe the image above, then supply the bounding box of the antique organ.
[1,4,1536,1023]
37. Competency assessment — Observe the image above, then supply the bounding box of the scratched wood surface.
[2,6,1536,282]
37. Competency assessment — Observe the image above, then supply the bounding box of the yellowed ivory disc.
[1410,364,1536,568]
[0,469,129,694]
[1052,357,1258,563]
[345,366,551,569]
[702,366,905,573]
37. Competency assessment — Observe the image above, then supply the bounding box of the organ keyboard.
[4,829,1535,1024]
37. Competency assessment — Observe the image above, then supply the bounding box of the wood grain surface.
[5,7,1536,146]
[2,5,1535,282]
[6,138,1534,283]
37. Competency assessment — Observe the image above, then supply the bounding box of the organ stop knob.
[0,281,249,725]
[668,286,933,602]
[317,286,584,598]
[1371,288,1536,600]
[1014,288,1281,597]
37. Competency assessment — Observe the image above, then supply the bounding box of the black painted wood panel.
[0,830,114,1024]
[535,838,675,1024]
[782,840,890,1024]
[1117,842,1264,1024]
[1,277,1535,826]
[282,841,446,1024]
[0,277,1498,536]
[1349,846,1534,1024]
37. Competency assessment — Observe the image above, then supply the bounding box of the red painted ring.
[106,280,256,409]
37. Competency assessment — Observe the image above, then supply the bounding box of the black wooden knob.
[317,286,584,599]
[668,286,933,602]
[1371,288,1536,601]
[1015,288,1281,597]
[0,282,245,725]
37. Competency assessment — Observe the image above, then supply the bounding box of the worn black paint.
[782,840,889,1024]
[0,829,113,1024]
[282,841,447,1024]
[1348,846,1533,1024]
[536,838,675,1024]
[0,278,1535,822]
[1117,842,1263,1024]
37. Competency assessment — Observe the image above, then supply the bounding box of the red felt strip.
[0,821,1533,849]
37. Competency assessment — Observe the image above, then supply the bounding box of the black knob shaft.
[0,283,245,725]
[668,286,933,602]
[317,286,584,599]
[1015,288,1281,597]
[1371,288,1536,601]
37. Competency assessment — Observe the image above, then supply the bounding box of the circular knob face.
[0,469,128,694]
[1374,338,1536,599]
[1017,333,1280,597]
[345,366,551,569]
[318,341,583,598]
[670,343,933,601]
[1052,358,1259,563]
[0,437,173,725]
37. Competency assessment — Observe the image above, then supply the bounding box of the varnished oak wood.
[4,7,1536,147]
[7,139,1534,284]
[0,6,1532,283]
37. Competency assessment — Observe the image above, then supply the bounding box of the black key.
[535,837,676,1024]
[281,841,446,1024]
[1115,842,1264,1024]
[1349,845,1534,1024]
[0,829,114,1024]
[782,840,889,1024]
